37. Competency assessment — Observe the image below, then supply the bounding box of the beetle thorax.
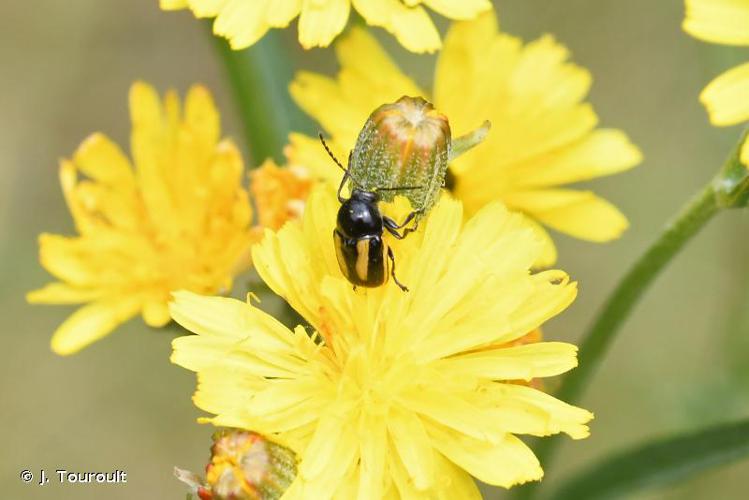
[337,193,383,239]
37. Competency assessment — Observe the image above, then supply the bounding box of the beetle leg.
[387,247,409,292]
[383,210,420,239]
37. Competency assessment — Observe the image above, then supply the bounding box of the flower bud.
[349,96,490,217]
[175,430,297,500]
[350,96,451,216]
[250,159,312,231]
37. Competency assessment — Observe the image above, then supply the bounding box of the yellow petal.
[129,81,164,139]
[684,0,749,46]
[742,135,749,167]
[37,234,101,285]
[160,0,188,10]
[389,447,481,498]
[435,457,482,500]
[129,82,183,235]
[435,342,579,381]
[399,386,500,443]
[422,0,491,20]
[172,334,306,378]
[484,383,594,439]
[505,271,578,343]
[184,84,220,151]
[700,61,749,126]
[169,291,295,351]
[73,133,136,190]
[506,129,642,189]
[285,133,343,184]
[58,160,97,235]
[213,0,271,49]
[352,0,441,53]
[388,3,441,54]
[298,0,350,49]
[290,72,362,143]
[142,300,171,327]
[27,282,105,304]
[252,188,343,332]
[434,11,500,121]
[438,20,596,159]
[335,26,414,85]
[266,0,302,27]
[300,411,357,485]
[248,378,325,425]
[192,366,265,422]
[355,414,387,500]
[387,407,435,490]
[505,189,629,242]
[289,26,422,145]
[186,0,227,17]
[70,181,141,231]
[404,202,560,353]
[51,297,142,355]
[428,423,544,488]
[520,214,557,268]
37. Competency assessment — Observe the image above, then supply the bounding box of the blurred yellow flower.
[28,82,253,355]
[684,0,749,166]
[288,13,642,265]
[160,0,491,53]
[250,159,312,233]
[170,187,593,497]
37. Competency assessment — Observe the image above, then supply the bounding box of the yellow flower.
[684,0,749,166]
[159,0,491,53]
[250,159,313,233]
[28,82,253,355]
[170,187,593,497]
[287,13,642,265]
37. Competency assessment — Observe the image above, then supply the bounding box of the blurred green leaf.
[548,419,749,500]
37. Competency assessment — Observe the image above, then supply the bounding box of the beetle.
[319,134,421,292]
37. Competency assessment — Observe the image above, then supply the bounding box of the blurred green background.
[3,0,749,498]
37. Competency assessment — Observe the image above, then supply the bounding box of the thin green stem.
[207,23,309,164]
[513,132,749,500]
[515,185,719,499]
[558,184,719,403]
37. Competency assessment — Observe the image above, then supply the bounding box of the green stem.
[558,183,719,402]
[515,185,719,499]
[207,23,308,165]
[515,132,749,500]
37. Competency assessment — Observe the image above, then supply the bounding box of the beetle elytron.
[320,134,421,292]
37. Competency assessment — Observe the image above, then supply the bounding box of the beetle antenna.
[376,185,425,192]
[318,133,347,173]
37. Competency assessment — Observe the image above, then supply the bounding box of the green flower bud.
[349,96,449,216]
[175,430,297,500]
[348,96,490,217]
